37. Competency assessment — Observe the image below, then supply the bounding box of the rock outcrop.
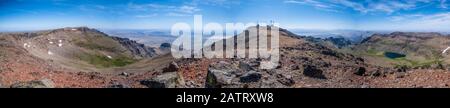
[140,72,179,88]
[205,61,239,88]
[239,71,262,83]
[303,65,327,79]
[111,37,158,59]
[323,37,353,48]
[354,67,366,76]
[162,62,179,73]
[10,79,55,88]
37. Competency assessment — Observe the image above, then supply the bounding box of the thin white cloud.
[166,12,190,17]
[333,0,427,14]
[78,4,108,12]
[388,12,450,31]
[166,5,200,16]
[127,3,200,17]
[147,4,177,9]
[285,0,436,14]
[128,3,176,11]
[389,14,425,21]
[441,0,448,9]
[178,5,200,14]
[331,0,366,12]
[284,0,341,12]
[189,0,240,8]
[135,13,158,18]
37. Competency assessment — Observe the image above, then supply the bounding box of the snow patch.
[48,51,53,55]
[23,43,31,48]
[58,40,63,47]
[443,47,450,54]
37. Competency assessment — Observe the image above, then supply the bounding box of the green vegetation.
[70,34,137,68]
[75,41,117,52]
[77,53,136,68]
[365,48,384,57]
[73,35,121,52]
[363,48,443,68]
[393,59,443,69]
[379,39,404,46]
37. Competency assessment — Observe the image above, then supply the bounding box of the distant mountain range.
[290,29,391,43]
[99,29,386,47]
[99,29,175,47]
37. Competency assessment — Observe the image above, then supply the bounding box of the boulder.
[162,62,179,72]
[10,79,55,88]
[119,72,129,77]
[239,71,262,83]
[260,61,280,69]
[205,69,237,88]
[205,61,238,88]
[321,50,340,58]
[395,65,408,72]
[140,72,178,88]
[183,81,202,88]
[354,67,366,76]
[276,74,295,86]
[396,72,407,78]
[303,65,326,79]
[108,84,130,88]
[290,64,300,70]
[371,70,381,77]
[239,61,253,71]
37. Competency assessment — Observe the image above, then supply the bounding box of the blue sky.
[0,0,449,31]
